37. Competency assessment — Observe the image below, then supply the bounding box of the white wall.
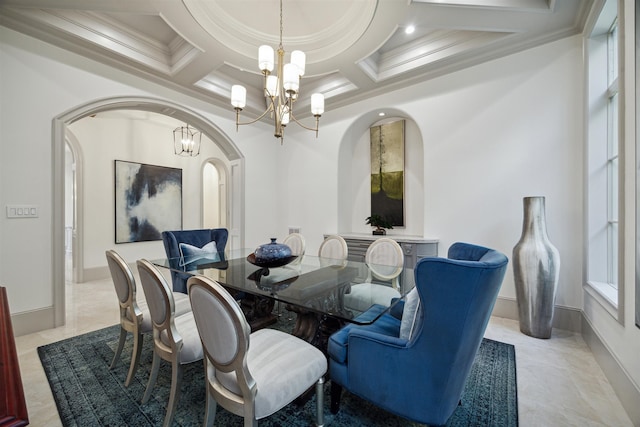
[0,19,584,314]
[0,26,280,314]
[1,26,585,313]
[275,113,425,249]
[280,35,584,310]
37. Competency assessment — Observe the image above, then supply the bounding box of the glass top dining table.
[151,248,414,326]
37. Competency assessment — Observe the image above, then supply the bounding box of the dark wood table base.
[240,294,277,331]
[287,306,347,356]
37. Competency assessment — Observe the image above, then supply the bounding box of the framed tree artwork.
[114,160,182,243]
[370,119,405,227]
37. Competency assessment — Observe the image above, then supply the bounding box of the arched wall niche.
[337,108,424,236]
[51,96,245,327]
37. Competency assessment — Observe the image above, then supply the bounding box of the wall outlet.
[6,205,38,218]
[288,226,301,234]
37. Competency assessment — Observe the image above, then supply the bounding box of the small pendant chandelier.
[230,0,324,143]
[173,124,201,157]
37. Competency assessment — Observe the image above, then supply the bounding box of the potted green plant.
[365,214,393,235]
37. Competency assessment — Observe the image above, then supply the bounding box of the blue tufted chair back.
[329,241,508,426]
[405,242,508,422]
[161,228,228,293]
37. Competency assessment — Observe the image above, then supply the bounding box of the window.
[606,20,619,290]
[586,0,621,316]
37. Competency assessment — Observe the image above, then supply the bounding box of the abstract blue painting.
[114,160,182,243]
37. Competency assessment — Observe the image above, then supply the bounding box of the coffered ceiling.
[0,0,593,118]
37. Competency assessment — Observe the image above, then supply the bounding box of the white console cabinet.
[336,233,438,266]
[325,233,439,291]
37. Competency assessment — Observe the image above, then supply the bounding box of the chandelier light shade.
[173,124,201,157]
[230,0,324,142]
[259,45,275,72]
[311,93,324,116]
[231,85,247,109]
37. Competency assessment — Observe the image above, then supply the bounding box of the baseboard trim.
[11,306,55,337]
[82,265,111,282]
[492,296,582,332]
[582,316,640,426]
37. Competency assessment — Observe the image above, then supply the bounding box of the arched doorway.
[202,159,228,230]
[51,96,245,327]
[64,131,84,284]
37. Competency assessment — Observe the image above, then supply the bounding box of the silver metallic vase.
[513,196,560,339]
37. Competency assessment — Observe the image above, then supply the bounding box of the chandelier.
[230,0,324,142]
[173,124,201,157]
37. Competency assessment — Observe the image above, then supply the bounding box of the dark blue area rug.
[38,321,518,426]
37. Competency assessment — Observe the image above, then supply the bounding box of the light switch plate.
[6,205,38,218]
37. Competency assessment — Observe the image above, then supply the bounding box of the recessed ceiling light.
[405,25,415,35]
[379,112,386,117]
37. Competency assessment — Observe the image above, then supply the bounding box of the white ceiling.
[0,0,593,119]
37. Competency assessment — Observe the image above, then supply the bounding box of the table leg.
[288,307,345,354]
[240,295,277,331]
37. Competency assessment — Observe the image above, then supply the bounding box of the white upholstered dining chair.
[187,274,327,427]
[343,237,404,312]
[318,234,349,260]
[318,235,348,266]
[136,259,203,427]
[105,250,191,387]
[283,232,305,266]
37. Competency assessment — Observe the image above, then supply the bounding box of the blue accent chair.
[328,242,508,426]
[161,228,228,293]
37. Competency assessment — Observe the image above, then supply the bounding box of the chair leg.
[330,382,342,414]
[243,404,257,427]
[163,361,183,427]
[316,377,325,427]
[109,327,127,369]
[142,351,160,404]
[244,417,258,427]
[203,385,217,427]
[124,331,143,387]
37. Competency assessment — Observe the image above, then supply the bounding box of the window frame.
[585,0,624,323]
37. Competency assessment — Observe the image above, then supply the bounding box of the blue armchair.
[328,242,508,426]
[161,228,228,293]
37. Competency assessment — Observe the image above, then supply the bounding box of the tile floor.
[13,275,634,427]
